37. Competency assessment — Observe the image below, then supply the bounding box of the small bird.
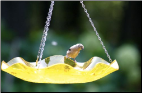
[66,43,84,62]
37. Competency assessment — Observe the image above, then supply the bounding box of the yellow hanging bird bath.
[1,1,119,84]
[1,55,119,84]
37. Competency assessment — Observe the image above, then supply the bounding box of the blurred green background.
[1,1,141,92]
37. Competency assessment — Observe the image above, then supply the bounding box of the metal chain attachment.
[37,1,54,63]
[80,1,112,62]
[36,1,112,63]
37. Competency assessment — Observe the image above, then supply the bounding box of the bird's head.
[77,43,84,50]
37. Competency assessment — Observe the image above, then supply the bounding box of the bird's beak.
[81,47,84,50]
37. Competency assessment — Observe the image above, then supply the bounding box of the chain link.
[80,1,112,62]
[37,1,54,62]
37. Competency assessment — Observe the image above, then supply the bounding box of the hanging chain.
[80,1,112,62]
[37,1,54,62]
[36,1,112,63]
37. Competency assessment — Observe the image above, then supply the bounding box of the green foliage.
[114,44,141,87]
[1,21,16,42]
[114,44,140,72]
